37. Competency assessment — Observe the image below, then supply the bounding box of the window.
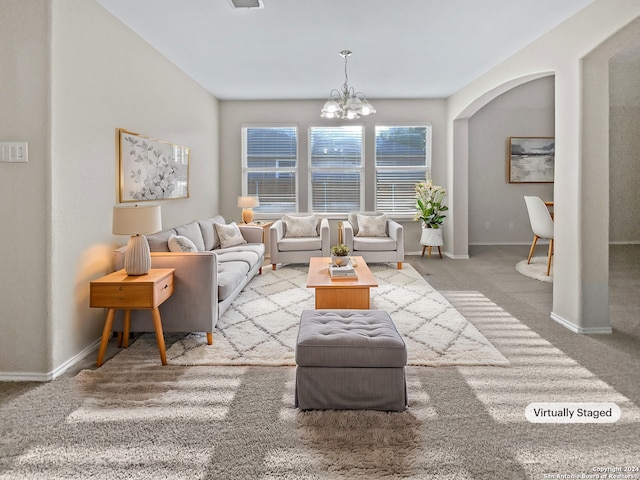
[242,126,297,213]
[375,125,431,213]
[309,125,363,213]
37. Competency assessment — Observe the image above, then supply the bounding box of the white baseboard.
[550,312,612,334]
[0,338,101,382]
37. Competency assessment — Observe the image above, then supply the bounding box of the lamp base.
[124,235,151,275]
[241,208,254,224]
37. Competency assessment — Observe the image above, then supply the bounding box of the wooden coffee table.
[306,256,378,309]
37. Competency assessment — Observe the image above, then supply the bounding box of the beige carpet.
[164,264,510,367]
[2,292,638,479]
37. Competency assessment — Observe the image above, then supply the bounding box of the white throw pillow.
[283,214,318,238]
[168,234,198,252]
[214,222,247,248]
[356,214,387,237]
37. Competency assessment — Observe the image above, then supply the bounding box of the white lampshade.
[113,204,162,276]
[113,204,162,235]
[237,196,260,208]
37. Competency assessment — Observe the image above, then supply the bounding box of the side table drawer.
[89,268,175,309]
[154,273,174,306]
[91,284,155,309]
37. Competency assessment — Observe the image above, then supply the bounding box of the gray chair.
[343,211,404,269]
[270,213,330,269]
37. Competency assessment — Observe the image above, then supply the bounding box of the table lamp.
[112,204,162,275]
[237,196,260,224]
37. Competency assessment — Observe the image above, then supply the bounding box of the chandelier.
[320,50,376,120]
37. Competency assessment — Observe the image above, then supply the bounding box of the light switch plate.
[0,142,28,163]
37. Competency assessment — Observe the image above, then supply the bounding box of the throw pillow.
[168,234,198,253]
[356,214,387,237]
[214,222,248,248]
[283,214,318,238]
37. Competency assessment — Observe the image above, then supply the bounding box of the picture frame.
[508,137,555,183]
[117,128,190,202]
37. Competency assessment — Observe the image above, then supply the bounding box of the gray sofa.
[113,215,265,344]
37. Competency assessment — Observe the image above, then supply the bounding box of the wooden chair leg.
[206,332,213,345]
[546,239,554,276]
[272,264,277,270]
[421,246,426,258]
[437,246,443,259]
[527,236,539,264]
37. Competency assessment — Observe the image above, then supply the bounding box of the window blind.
[243,126,297,212]
[309,126,363,213]
[375,125,430,213]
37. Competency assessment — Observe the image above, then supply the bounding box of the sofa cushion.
[278,237,322,252]
[283,214,318,238]
[217,261,250,301]
[145,229,177,252]
[215,222,248,249]
[198,215,226,251]
[353,236,397,252]
[175,221,206,251]
[217,243,266,258]
[216,250,259,270]
[356,213,387,237]
[168,234,198,252]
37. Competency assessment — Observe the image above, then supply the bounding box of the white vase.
[420,227,443,247]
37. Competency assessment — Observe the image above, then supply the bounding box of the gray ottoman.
[295,309,408,411]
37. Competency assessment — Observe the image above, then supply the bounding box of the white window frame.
[241,123,299,217]
[308,124,365,215]
[374,123,432,217]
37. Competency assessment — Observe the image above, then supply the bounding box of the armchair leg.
[272,264,277,270]
[397,262,403,270]
[206,332,213,345]
[421,246,427,258]
[527,236,539,264]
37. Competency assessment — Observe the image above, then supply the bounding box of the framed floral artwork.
[117,128,190,202]
[508,137,555,183]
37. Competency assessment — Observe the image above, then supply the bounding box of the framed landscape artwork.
[508,137,555,183]
[118,128,190,202]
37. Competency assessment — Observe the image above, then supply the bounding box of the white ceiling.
[96,0,594,100]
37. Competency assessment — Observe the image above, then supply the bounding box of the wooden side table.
[90,268,175,367]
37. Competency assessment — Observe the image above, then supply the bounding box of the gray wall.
[468,77,555,245]
[610,45,640,243]
[219,99,447,251]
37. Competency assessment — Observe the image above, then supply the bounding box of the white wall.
[468,77,555,245]
[0,0,50,376]
[447,0,640,333]
[219,99,447,250]
[0,0,220,379]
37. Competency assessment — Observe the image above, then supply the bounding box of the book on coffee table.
[329,263,357,279]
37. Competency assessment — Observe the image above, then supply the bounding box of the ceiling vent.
[229,0,264,9]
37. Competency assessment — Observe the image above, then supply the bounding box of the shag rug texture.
[165,264,510,367]
[516,256,553,283]
[1,289,639,479]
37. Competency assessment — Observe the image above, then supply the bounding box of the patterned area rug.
[165,264,509,367]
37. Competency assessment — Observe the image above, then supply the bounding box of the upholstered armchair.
[343,212,404,269]
[270,213,330,269]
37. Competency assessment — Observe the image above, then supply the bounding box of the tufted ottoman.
[295,309,407,411]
